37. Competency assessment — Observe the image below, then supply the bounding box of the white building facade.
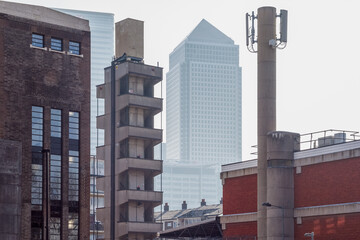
[163,19,242,209]
[166,19,242,164]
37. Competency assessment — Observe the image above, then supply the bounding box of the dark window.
[51,38,62,51]
[69,41,80,55]
[32,33,44,48]
[31,106,43,210]
[50,109,62,203]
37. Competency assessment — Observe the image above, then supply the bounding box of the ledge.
[67,52,84,58]
[49,48,66,54]
[30,44,47,51]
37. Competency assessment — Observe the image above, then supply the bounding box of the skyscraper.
[55,9,114,239]
[56,9,114,155]
[162,19,242,209]
[166,19,242,165]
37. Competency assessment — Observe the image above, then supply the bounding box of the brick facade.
[223,174,257,215]
[221,145,360,239]
[0,5,90,240]
[224,222,257,238]
[294,157,360,208]
[294,213,360,240]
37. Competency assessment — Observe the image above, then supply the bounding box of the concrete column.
[257,6,277,240]
[267,131,300,240]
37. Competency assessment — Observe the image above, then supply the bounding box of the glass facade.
[56,8,114,156]
[165,19,242,207]
[55,9,113,239]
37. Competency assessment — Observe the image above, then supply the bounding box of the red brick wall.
[223,174,257,215]
[294,157,360,208]
[223,222,257,238]
[294,213,360,240]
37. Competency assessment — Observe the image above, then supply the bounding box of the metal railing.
[250,129,360,155]
[299,129,360,151]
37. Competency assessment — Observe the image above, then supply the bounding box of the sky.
[5,0,360,160]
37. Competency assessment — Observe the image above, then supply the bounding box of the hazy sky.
[5,0,360,160]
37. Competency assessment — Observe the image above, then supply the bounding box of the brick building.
[220,131,360,240]
[0,1,90,239]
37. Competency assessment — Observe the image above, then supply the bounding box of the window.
[69,111,80,202]
[31,106,44,239]
[69,111,79,240]
[32,33,44,48]
[50,109,62,201]
[69,41,80,55]
[51,38,63,51]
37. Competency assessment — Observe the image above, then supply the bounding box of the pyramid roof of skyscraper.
[186,19,234,44]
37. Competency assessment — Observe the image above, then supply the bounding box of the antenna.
[280,9,288,43]
[246,8,288,52]
[246,13,249,47]
[245,11,257,53]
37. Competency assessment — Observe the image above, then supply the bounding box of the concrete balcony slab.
[117,190,162,205]
[115,62,162,83]
[116,221,162,237]
[117,94,162,113]
[116,158,162,175]
[117,126,162,143]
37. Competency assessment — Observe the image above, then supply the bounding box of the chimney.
[182,201,187,210]
[164,203,169,212]
[201,199,206,206]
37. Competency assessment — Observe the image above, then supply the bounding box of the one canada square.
[167,19,242,166]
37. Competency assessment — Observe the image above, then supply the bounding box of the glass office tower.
[167,19,242,164]
[164,19,242,208]
[56,9,114,156]
[56,9,114,240]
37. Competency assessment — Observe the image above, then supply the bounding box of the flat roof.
[0,1,89,31]
[222,140,360,173]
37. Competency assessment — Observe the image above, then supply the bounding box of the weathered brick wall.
[294,213,360,240]
[0,12,90,240]
[294,157,360,208]
[0,139,22,240]
[223,174,257,215]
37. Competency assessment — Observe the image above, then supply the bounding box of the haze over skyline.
[6,0,360,160]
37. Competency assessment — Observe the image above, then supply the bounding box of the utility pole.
[257,7,277,239]
[246,7,288,240]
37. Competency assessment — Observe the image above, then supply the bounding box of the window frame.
[32,33,44,48]
[50,37,63,51]
[69,41,81,55]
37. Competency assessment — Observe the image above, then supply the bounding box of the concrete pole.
[257,6,277,240]
[267,131,300,240]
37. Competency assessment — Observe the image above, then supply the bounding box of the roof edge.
[0,1,90,32]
